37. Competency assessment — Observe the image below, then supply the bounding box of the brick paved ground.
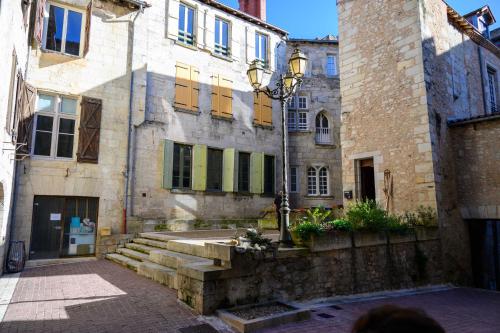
[0,260,203,333]
[1,260,499,333]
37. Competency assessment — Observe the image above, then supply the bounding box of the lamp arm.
[254,77,303,102]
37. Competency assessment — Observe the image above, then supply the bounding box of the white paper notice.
[50,213,61,221]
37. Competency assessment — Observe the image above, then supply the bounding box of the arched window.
[315,113,331,144]
[307,166,329,196]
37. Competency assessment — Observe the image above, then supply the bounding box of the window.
[264,155,275,195]
[215,18,229,56]
[207,148,223,191]
[307,166,328,196]
[178,3,195,45]
[43,3,84,56]
[487,67,498,113]
[315,113,331,144]
[326,55,337,77]
[298,96,308,109]
[290,167,298,193]
[298,111,308,130]
[287,96,297,109]
[255,32,268,66]
[287,111,297,131]
[173,143,192,189]
[32,93,77,159]
[238,152,251,192]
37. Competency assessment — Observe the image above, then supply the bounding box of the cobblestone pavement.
[1,260,499,333]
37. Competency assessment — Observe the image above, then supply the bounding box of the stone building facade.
[337,0,499,285]
[0,0,32,273]
[286,37,342,210]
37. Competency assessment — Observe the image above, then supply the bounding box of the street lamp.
[247,49,308,247]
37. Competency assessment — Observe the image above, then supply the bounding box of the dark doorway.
[469,220,500,291]
[30,196,99,259]
[359,158,376,201]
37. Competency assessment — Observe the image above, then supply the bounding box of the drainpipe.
[123,5,144,234]
[477,46,488,115]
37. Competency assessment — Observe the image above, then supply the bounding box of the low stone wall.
[177,232,444,314]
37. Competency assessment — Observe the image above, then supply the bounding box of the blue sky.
[218,0,500,38]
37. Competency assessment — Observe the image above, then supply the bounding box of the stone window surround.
[290,166,299,193]
[485,63,498,114]
[307,164,330,196]
[42,1,86,58]
[350,151,383,202]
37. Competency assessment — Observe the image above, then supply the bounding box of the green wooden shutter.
[162,140,174,189]
[192,144,207,191]
[250,152,264,194]
[223,148,235,192]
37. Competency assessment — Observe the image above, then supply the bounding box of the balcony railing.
[315,127,331,144]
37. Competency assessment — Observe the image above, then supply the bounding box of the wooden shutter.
[190,66,199,111]
[83,1,92,56]
[211,75,220,116]
[192,144,207,191]
[253,92,262,124]
[162,139,174,189]
[220,76,233,118]
[222,148,235,192]
[16,81,37,156]
[250,152,264,194]
[261,95,272,126]
[77,96,102,163]
[175,62,191,110]
[34,0,46,44]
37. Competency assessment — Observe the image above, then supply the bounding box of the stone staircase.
[105,231,236,291]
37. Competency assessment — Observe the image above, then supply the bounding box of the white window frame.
[42,2,85,57]
[178,2,196,45]
[326,55,337,77]
[298,96,308,110]
[298,111,308,130]
[307,166,329,196]
[487,66,498,113]
[214,17,230,57]
[290,166,299,193]
[31,93,78,160]
[287,96,297,109]
[255,32,269,66]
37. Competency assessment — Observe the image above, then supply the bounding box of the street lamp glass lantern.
[289,49,307,78]
[284,72,297,90]
[247,60,264,90]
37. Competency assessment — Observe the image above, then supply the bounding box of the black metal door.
[30,196,65,259]
[469,220,500,291]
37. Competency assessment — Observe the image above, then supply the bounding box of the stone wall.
[450,118,500,220]
[0,0,31,273]
[178,235,444,314]
[286,40,343,210]
[129,0,286,224]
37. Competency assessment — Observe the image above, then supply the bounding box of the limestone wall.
[337,0,436,211]
[286,41,343,210]
[129,0,286,223]
[0,0,31,272]
[12,0,140,255]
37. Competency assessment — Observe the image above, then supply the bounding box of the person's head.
[352,305,445,333]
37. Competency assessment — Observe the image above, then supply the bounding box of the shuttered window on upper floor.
[211,74,233,118]
[253,92,272,126]
[175,62,199,112]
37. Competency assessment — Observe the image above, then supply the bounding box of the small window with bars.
[215,18,230,57]
[178,3,195,45]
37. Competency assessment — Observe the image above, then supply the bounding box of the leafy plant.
[304,206,332,225]
[244,228,272,246]
[345,200,388,232]
[291,222,324,240]
[325,219,353,232]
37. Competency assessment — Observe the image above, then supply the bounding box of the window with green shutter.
[207,148,223,191]
[264,155,275,195]
[173,143,192,189]
[238,152,250,193]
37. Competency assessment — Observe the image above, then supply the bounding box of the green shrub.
[304,206,332,225]
[345,200,388,231]
[291,222,324,240]
[386,215,411,234]
[325,219,353,232]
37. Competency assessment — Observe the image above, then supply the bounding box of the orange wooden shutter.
[175,62,191,109]
[253,92,261,124]
[220,76,233,118]
[261,94,272,126]
[190,66,199,111]
[211,75,220,116]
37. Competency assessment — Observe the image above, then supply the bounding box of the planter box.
[306,231,352,251]
[353,231,387,247]
[415,226,439,241]
[388,231,416,244]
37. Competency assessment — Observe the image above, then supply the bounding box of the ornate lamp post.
[247,49,308,247]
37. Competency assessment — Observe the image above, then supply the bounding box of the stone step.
[137,261,177,289]
[106,253,140,271]
[125,242,157,254]
[149,249,212,269]
[133,238,170,249]
[166,240,207,258]
[116,247,149,262]
[139,232,184,242]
